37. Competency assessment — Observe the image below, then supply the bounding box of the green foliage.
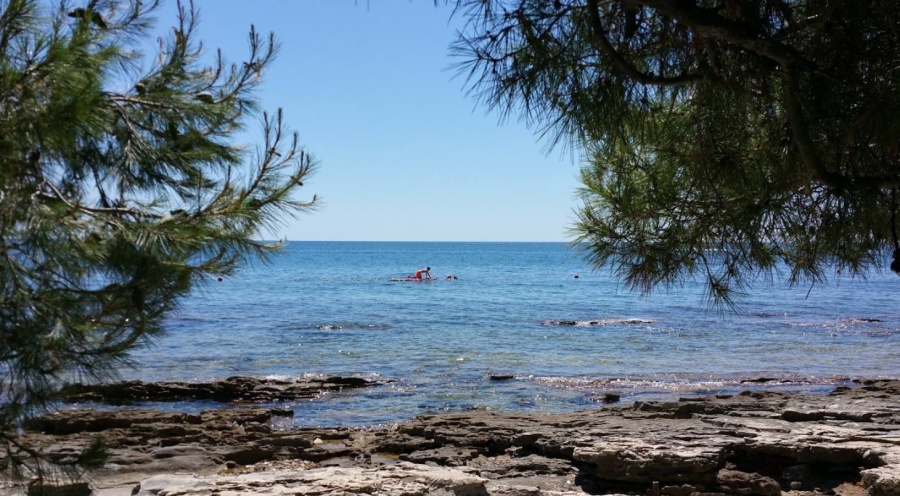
[452,0,900,306]
[0,0,317,479]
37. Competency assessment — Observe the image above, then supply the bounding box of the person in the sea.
[413,267,432,280]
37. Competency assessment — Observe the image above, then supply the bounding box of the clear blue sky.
[159,1,583,242]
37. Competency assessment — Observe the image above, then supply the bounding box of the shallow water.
[111,241,900,427]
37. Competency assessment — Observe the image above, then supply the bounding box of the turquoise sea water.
[117,241,899,427]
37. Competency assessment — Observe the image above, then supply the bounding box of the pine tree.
[0,0,317,478]
[452,0,900,306]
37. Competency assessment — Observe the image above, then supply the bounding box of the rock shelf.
[59,375,384,404]
[8,379,900,496]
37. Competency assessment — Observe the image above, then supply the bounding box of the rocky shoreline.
[7,378,900,496]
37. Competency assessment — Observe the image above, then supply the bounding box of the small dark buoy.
[489,374,515,381]
[574,274,579,279]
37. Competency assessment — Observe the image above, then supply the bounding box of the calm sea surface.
[114,241,899,427]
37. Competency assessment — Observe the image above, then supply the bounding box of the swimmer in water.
[413,267,432,280]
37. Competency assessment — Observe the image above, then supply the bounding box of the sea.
[114,241,900,428]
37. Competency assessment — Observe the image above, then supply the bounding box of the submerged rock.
[541,318,654,326]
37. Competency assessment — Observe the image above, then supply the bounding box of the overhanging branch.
[634,0,804,68]
[585,0,701,86]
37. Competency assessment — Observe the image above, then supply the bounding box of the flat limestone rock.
[131,462,488,496]
[11,380,900,496]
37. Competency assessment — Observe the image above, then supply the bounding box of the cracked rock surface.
[8,379,900,496]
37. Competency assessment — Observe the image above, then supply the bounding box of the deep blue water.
[114,241,899,427]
